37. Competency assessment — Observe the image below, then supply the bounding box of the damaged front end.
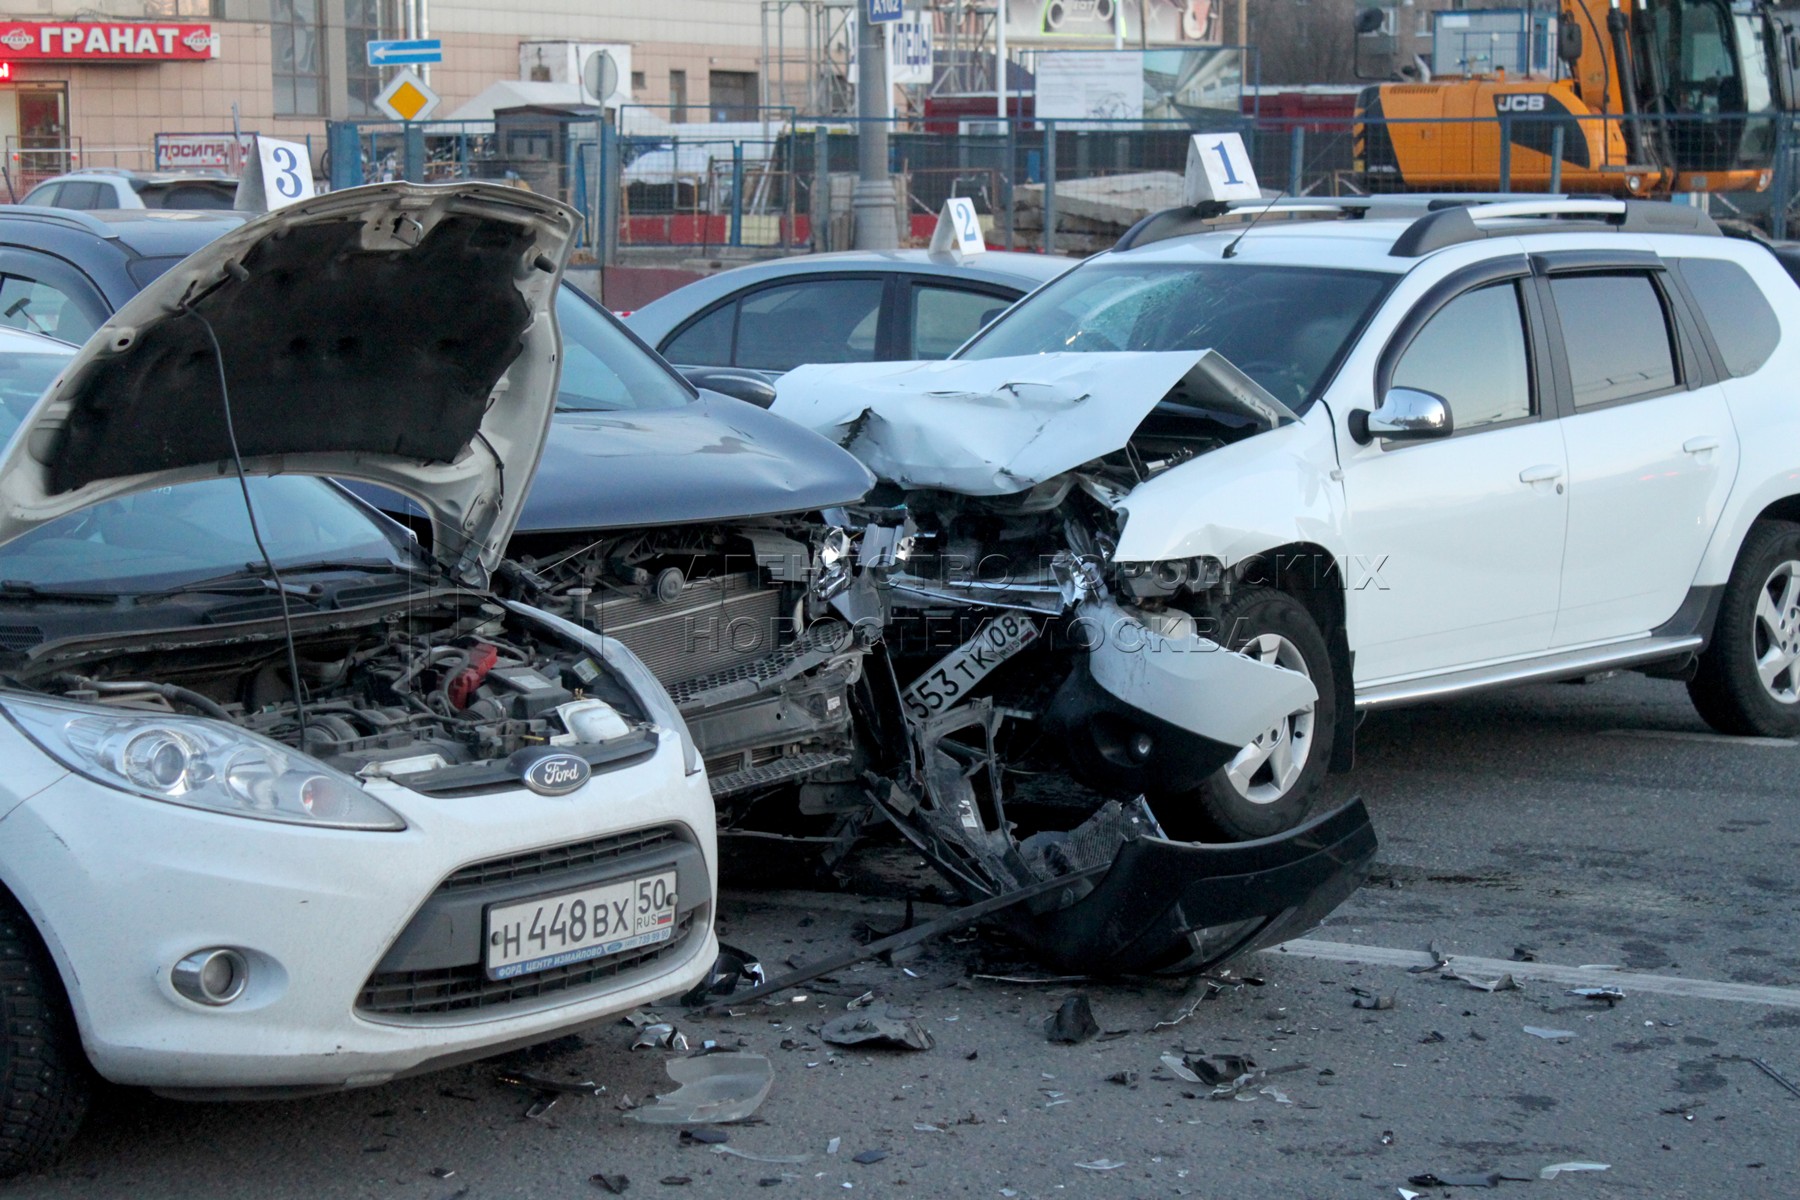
[775,349,1378,973]
[503,518,877,870]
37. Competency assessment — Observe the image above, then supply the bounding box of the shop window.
[669,70,688,123]
[344,0,383,118]
[272,0,324,118]
[631,71,646,93]
[144,0,223,13]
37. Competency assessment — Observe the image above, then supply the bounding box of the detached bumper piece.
[869,697,1376,976]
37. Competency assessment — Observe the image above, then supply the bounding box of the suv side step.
[1354,635,1704,710]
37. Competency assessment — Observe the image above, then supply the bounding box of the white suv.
[773,198,1800,840]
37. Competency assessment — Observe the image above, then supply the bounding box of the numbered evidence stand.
[1182,131,1261,206]
[928,196,986,257]
[235,135,317,214]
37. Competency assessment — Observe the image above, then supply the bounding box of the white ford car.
[772,197,1800,840]
[0,185,717,1174]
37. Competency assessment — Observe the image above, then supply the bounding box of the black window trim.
[1373,254,1550,442]
[898,277,1021,360]
[1529,251,1710,417]
[0,246,112,342]
[659,270,896,370]
[1662,256,1753,383]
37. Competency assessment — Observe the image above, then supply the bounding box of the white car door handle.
[1683,436,1721,455]
[1518,464,1564,484]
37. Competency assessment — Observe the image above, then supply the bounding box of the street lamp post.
[853,5,898,249]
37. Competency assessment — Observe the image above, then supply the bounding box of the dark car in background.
[16,168,239,211]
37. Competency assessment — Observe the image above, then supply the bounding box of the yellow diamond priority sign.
[375,67,439,123]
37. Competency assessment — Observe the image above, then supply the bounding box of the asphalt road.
[10,671,1800,1198]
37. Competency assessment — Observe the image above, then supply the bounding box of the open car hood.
[0,182,578,585]
[771,350,1294,496]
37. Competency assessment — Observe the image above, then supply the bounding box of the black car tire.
[1184,587,1336,841]
[0,890,88,1179]
[1688,520,1800,738]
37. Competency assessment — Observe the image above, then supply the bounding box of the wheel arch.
[1233,540,1357,773]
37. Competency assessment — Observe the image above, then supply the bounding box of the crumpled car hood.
[771,350,1291,496]
[0,182,577,585]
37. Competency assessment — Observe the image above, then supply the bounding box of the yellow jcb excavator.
[1355,0,1800,195]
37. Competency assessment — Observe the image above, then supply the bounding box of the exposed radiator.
[588,573,783,687]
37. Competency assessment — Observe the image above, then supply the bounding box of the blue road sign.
[868,0,903,22]
[366,38,442,66]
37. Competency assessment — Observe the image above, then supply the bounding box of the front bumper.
[0,721,718,1094]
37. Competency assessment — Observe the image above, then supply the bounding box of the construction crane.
[1354,0,1800,196]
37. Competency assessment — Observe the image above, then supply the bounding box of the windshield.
[955,261,1392,408]
[555,285,695,413]
[0,476,417,595]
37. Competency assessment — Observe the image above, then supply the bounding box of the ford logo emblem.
[520,752,590,796]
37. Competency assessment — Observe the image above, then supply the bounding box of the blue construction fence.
[323,109,1800,259]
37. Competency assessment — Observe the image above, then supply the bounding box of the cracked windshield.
[956,262,1391,408]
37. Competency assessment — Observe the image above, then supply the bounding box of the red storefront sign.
[0,22,217,61]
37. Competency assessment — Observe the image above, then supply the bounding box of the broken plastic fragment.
[1351,988,1396,1011]
[679,1128,729,1145]
[1106,1071,1139,1087]
[495,1069,606,1097]
[852,1150,888,1165]
[821,1011,934,1052]
[590,1173,629,1194]
[1567,987,1625,1005]
[1523,1026,1577,1041]
[1407,1171,1525,1188]
[628,1053,774,1125]
[661,1176,693,1186]
[711,1146,812,1166]
[1159,1054,1202,1084]
[827,1138,841,1155]
[1044,995,1100,1044]
[1445,970,1517,993]
[1074,1159,1126,1171]
[633,1024,689,1052]
[678,943,767,1007]
[1540,1162,1610,1179]
[847,991,876,1010]
[1408,942,1450,974]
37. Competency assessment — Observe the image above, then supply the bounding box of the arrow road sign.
[366,38,442,66]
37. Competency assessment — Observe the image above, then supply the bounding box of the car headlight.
[0,694,405,831]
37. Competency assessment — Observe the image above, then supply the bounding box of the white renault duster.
[773,197,1800,840]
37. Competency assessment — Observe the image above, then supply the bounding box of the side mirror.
[682,366,777,408]
[1349,386,1454,445]
[1558,18,1584,66]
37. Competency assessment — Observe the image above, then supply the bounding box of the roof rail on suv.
[1389,198,1721,257]
[1115,194,1566,252]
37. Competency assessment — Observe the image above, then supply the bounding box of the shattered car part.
[632,1024,690,1052]
[1539,1162,1610,1179]
[680,944,767,1007]
[495,1070,606,1097]
[820,1011,934,1052]
[868,717,1376,974]
[627,1053,774,1125]
[1043,995,1100,1044]
[1567,986,1625,1005]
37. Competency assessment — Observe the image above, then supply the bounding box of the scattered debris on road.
[1351,988,1397,1010]
[1523,1026,1577,1041]
[1540,1161,1610,1179]
[628,1053,774,1125]
[1044,995,1100,1044]
[1568,986,1626,1005]
[820,1011,934,1051]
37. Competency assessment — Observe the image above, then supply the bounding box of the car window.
[661,301,735,366]
[734,278,884,372]
[1675,257,1779,377]
[141,183,237,211]
[1392,282,1533,431]
[957,262,1393,410]
[0,476,411,593]
[0,274,103,345]
[55,182,108,209]
[1548,273,1678,408]
[0,350,71,443]
[20,184,61,207]
[912,284,1013,358]
[553,285,693,412]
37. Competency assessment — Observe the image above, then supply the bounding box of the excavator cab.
[1634,0,1782,173]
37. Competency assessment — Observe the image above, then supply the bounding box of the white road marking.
[1272,939,1800,1009]
[1600,729,1797,747]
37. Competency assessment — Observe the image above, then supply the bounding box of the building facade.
[0,0,768,184]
